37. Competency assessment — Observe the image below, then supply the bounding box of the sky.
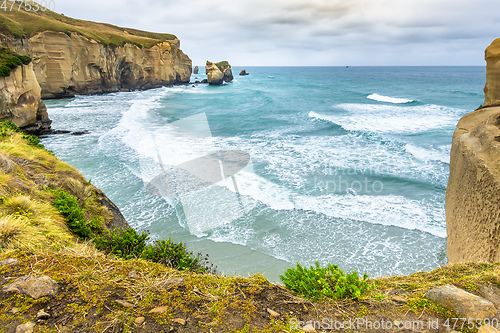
[54,0,499,66]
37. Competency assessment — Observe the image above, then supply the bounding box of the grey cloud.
[54,0,500,65]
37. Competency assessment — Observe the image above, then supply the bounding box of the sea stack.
[446,38,500,264]
[193,66,199,74]
[239,69,249,76]
[206,61,233,85]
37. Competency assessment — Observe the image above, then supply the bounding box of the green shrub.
[94,228,149,260]
[280,262,369,301]
[0,47,32,77]
[22,134,46,149]
[18,55,31,65]
[50,189,94,239]
[0,66,11,77]
[95,228,210,273]
[50,186,215,273]
[142,238,207,272]
[0,121,21,133]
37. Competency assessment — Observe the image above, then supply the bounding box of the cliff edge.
[446,39,500,263]
[0,6,192,98]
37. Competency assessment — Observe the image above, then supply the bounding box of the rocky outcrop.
[0,62,51,133]
[485,38,500,106]
[193,66,199,74]
[5,31,192,99]
[206,61,224,85]
[217,61,233,82]
[446,39,500,264]
[446,105,500,263]
[205,60,233,85]
[239,69,249,76]
[426,285,497,319]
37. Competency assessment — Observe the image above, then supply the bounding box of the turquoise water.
[41,66,486,282]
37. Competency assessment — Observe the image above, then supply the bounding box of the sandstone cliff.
[0,7,192,99]
[446,106,500,263]
[5,31,191,99]
[484,38,500,106]
[0,61,50,133]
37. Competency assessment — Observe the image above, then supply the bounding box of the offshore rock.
[193,65,199,74]
[206,61,224,85]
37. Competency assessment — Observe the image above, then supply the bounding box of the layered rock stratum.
[5,31,192,99]
[446,38,500,263]
[0,6,192,130]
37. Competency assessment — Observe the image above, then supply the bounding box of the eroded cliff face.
[0,62,50,133]
[446,106,500,263]
[9,31,192,99]
[485,38,500,106]
[446,39,500,264]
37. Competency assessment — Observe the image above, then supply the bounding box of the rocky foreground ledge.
[3,252,500,332]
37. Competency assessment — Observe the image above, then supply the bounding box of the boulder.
[205,61,224,85]
[15,322,35,333]
[426,285,497,319]
[3,275,59,299]
[193,66,199,74]
[239,69,249,76]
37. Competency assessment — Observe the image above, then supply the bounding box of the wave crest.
[367,93,414,104]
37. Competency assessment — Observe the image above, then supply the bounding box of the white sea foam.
[367,93,414,104]
[293,194,446,238]
[405,144,450,164]
[310,104,460,134]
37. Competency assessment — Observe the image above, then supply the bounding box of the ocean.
[41,66,486,282]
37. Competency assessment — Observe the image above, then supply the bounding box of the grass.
[0,120,118,253]
[0,47,31,77]
[1,121,500,331]
[0,3,177,48]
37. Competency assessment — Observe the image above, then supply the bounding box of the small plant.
[142,238,207,272]
[50,189,95,239]
[22,134,45,149]
[280,261,370,301]
[94,227,148,260]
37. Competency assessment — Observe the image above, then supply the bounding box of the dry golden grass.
[0,125,113,254]
[0,4,176,48]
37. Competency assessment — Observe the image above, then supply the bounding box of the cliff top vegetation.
[0,47,31,77]
[0,4,177,48]
[2,122,500,331]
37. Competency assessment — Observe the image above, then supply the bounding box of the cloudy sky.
[55,0,499,66]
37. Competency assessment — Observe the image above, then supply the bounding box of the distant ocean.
[41,66,486,282]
